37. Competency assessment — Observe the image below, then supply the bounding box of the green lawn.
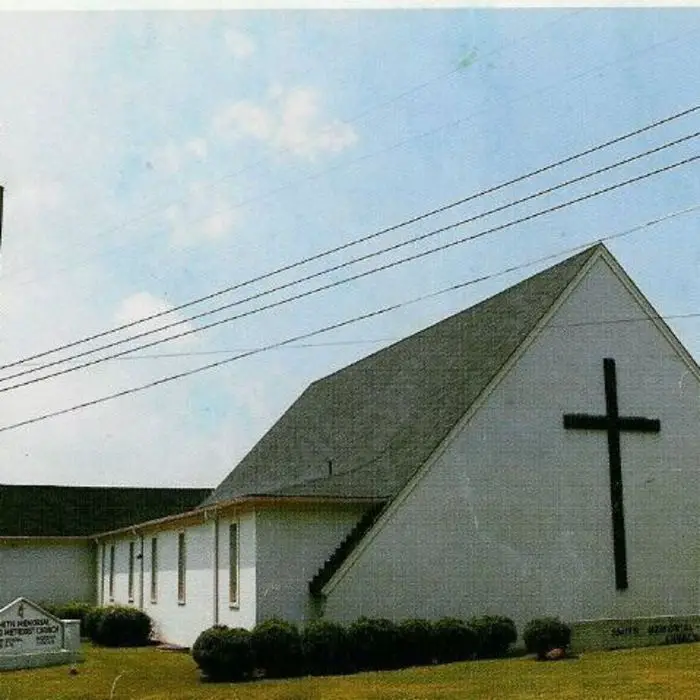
[0,643,699,700]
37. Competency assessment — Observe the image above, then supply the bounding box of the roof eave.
[91,494,385,539]
[320,245,605,597]
[0,535,92,543]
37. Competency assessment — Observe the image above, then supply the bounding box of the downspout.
[212,510,220,626]
[94,537,103,606]
[131,527,144,611]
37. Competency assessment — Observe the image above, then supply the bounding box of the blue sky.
[1,7,699,488]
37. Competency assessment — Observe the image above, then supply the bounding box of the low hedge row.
[192,614,535,682]
[523,617,572,659]
[40,601,95,634]
[40,602,153,647]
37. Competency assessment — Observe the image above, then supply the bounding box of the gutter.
[90,494,385,539]
[0,535,91,543]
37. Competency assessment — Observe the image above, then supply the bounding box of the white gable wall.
[323,255,700,631]
[0,540,95,606]
[255,504,370,624]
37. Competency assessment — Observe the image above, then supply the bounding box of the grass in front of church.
[0,643,699,699]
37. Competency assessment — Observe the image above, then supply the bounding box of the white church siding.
[143,523,214,646]
[322,254,700,633]
[255,503,370,625]
[0,539,95,606]
[95,508,259,646]
[103,537,136,606]
[98,525,212,646]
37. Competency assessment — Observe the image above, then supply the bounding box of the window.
[229,522,239,606]
[108,544,115,601]
[128,541,135,602]
[177,532,186,604]
[150,537,158,604]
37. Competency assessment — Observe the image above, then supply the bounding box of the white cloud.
[150,136,209,176]
[114,291,198,350]
[0,16,353,491]
[223,29,256,60]
[0,15,312,492]
[185,137,208,160]
[213,86,358,160]
[216,100,275,141]
[12,181,64,213]
[163,183,237,248]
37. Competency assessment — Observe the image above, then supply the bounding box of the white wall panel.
[324,257,700,632]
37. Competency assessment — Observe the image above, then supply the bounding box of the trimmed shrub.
[301,619,350,676]
[91,605,152,647]
[397,619,435,667]
[192,625,253,682]
[523,617,572,659]
[84,606,105,640]
[347,617,400,671]
[432,617,478,664]
[252,619,303,678]
[45,602,97,639]
[47,601,95,626]
[470,615,517,659]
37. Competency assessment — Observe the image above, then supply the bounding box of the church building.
[6,243,700,649]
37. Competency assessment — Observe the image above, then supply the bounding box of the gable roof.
[0,485,212,537]
[203,245,600,506]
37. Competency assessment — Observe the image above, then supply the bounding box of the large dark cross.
[563,358,660,591]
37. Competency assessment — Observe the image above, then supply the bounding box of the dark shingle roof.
[0,485,212,537]
[203,246,599,506]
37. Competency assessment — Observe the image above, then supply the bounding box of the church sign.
[571,614,700,652]
[0,598,81,671]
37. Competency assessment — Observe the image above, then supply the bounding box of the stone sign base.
[0,648,82,671]
[571,614,700,652]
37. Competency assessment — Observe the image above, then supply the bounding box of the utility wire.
[22,201,700,362]
[4,129,697,384]
[1,202,698,434]
[2,104,698,375]
[0,10,586,287]
[1,152,697,395]
[2,131,698,383]
[5,20,696,291]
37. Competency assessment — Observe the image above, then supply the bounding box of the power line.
[0,11,585,287]
[18,338,400,363]
[5,19,695,291]
[22,202,700,363]
[1,203,698,434]
[4,128,698,386]
[1,153,697,396]
[3,104,698,375]
[5,128,696,385]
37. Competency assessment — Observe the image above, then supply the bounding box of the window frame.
[127,541,135,603]
[228,521,240,608]
[108,544,115,602]
[150,536,158,604]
